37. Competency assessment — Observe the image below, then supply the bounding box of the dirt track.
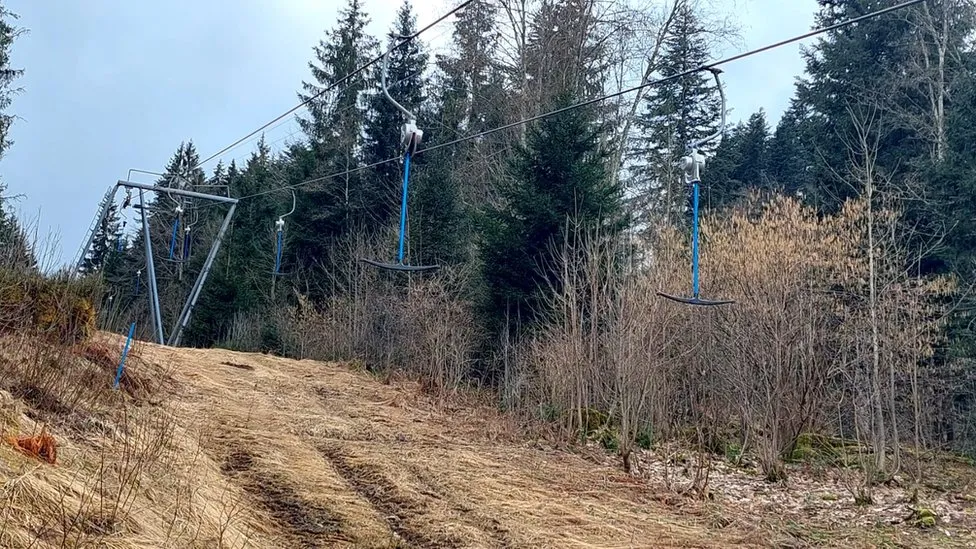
[152,345,744,549]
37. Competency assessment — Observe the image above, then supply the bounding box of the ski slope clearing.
[0,335,972,548]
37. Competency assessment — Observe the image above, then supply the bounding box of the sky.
[1,0,816,269]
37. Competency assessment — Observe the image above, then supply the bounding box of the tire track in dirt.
[221,449,348,548]
[317,443,463,549]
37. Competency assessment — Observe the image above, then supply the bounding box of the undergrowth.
[0,266,257,547]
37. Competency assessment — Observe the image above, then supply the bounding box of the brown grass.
[1,332,972,548]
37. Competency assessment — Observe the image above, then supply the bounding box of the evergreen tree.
[435,0,503,137]
[480,93,625,333]
[117,141,210,337]
[631,4,721,225]
[0,4,30,272]
[767,99,817,199]
[701,121,744,210]
[293,0,378,268]
[79,200,122,275]
[708,110,770,208]
[184,137,281,347]
[0,205,33,271]
[733,110,769,188]
[524,0,608,104]
[297,0,376,150]
[795,0,919,212]
[928,59,976,358]
[411,0,507,266]
[0,3,23,161]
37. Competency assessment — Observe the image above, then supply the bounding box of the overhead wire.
[232,0,925,202]
[193,0,476,171]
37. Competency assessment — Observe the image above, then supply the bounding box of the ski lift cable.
[194,0,476,171]
[233,0,924,202]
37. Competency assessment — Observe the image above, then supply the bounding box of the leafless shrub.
[515,186,953,494]
[223,310,264,353]
[523,223,690,470]
[702,195,846,480]
[268,230,481,398]
[396,266,480,396]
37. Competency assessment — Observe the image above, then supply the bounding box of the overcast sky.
[2,0,815,268]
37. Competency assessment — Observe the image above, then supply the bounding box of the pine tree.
[480,92,625,333]
[631,4,721,226]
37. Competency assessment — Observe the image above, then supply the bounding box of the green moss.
[581,407,609,437]
[724,442,743,463]
[911,507,937,529]
[786,432,850,465]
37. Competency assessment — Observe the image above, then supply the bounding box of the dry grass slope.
[0,333,973,548]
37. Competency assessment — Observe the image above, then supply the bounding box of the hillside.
[0,334,973,548]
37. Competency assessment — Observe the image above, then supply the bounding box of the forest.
[59,0,976,493]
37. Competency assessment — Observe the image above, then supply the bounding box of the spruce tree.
[412,0,507,266]
[480,93,625,333]
[184,137,281,347]
[0,3,23,161]
[632,4,721,226]
[524,0,608,104]
[733,111,769,188]
[795,0,919,212]
[0,4,30,272]
[701,122,744,210]
[0,206,33,271]
[928,61,976,358]
[708,110,770,209]
[294,0,377,268]
[436,0,503,136]
[767,99,817,199]
[297,0,376,149]
[80,201,122,275]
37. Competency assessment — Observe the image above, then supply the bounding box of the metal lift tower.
[73,180,238,347]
